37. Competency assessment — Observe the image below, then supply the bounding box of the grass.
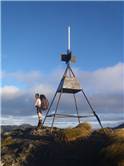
[1,136,15,147]
[1,123,124,166]
[98,128,124,166]
[54,122,92,142]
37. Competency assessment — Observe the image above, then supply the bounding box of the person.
[35,93,42,128]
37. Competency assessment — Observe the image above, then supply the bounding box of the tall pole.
[68,26,71,52]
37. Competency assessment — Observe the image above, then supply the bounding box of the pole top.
[61,26,76,64]
[68,26,71,52]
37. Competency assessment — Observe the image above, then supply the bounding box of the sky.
[1,1,124,128]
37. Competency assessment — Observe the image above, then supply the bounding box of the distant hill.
[1,124,33,133]
[113,123,124,129]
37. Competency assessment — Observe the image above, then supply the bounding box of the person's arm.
[35,99,39,108]
[35,99,41,108]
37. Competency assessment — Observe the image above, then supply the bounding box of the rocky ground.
[1,123,124,166]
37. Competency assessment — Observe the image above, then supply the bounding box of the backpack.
[40,95,49,110]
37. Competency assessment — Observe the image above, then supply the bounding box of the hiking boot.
[37,120,42,129]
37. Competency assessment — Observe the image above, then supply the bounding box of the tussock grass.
[54,123,92,142]
[1,136,14,147]
[99,128,124,165]
[111,129,124,141]
[100,142,124,165]
[76,122,92,130]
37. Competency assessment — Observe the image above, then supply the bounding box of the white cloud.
[92,63,124,93]
[2,62,123,95]
[77,62,124,94]
[2,70,43,86]
[1,86,19,94]
[30,83,54,96]
[1,113,123,129]
[1,85,21,100]
[1,62,124,122]
[1,115,38,126]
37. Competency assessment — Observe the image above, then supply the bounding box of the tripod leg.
[51,91,62,132]
[42,91,58,126]
[73,94,80,124]
[81,89,103,129]
[68,65,75,77]
[43,64,69,126]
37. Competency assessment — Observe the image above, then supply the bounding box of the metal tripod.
[42,63,103,132]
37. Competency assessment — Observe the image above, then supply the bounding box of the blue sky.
[2,2,123,73]
[1,1,124,127]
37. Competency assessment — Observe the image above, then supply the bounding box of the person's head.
[35,93,39,99]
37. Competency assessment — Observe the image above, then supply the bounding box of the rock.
[31,128,47,136]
